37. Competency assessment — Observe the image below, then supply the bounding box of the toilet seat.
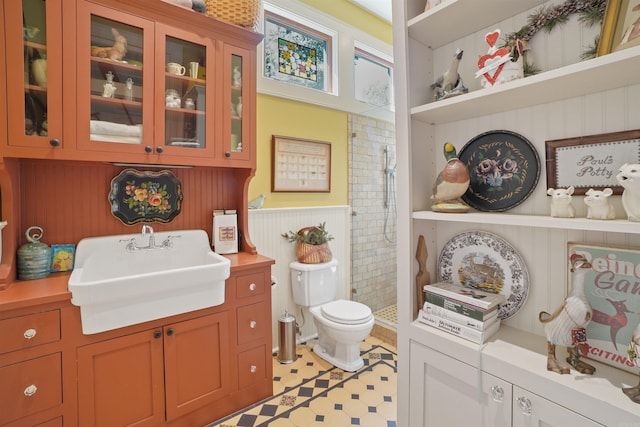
[320,299,372,325]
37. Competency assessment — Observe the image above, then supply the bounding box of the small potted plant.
[282,222,334,264]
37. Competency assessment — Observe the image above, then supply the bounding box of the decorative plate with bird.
[459,130,540,212]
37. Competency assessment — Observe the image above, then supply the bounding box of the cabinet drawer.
[0,353,62,424]
[236,301,267,345]
[0,310,61,355]
[237,345,268,390]
[235,271,266,300]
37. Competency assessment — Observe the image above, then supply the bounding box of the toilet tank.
[290,259,338,307]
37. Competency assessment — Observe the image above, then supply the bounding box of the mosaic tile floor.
[208,336,397,427]
[373,304,397,328]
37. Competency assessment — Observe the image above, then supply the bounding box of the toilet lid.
[321,300,372,325]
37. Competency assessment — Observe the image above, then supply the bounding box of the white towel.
[90,134,141,144]
[90,120,143,138]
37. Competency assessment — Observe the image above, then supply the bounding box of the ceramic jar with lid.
[17,226,51,280]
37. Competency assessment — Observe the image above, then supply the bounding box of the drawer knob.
[249,283,256,291]
[250,365,257,373]
[490,385,503,402]
[24,384,38,397]
[517,396,532,416]
[23,328,37,339]
[249,320,257,329]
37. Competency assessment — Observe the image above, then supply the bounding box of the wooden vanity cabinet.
[76,311,231,426]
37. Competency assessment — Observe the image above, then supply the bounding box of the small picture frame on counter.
[50,244,76,272]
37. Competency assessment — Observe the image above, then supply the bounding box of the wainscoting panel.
[248,206,351,350]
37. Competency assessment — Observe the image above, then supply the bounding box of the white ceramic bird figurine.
[431,142,470,212]
[623,322,640,403]
[539,254,596,375]
[248,193,266,209]
[431,48,468,100]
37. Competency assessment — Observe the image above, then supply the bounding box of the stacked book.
[418,282,505,344]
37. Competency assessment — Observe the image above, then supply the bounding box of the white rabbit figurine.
[617,163,640,221]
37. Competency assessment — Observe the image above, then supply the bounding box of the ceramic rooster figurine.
[430,48,468,101]
[91,28,127,61]
[623,322,640,403]
[539,254,596,375]
[431,142,470,213]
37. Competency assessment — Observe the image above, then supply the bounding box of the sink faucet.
[141,224,155,248]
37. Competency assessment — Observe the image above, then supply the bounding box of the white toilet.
[290,259,374,372]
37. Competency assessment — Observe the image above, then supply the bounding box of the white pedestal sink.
[69,229,230,334]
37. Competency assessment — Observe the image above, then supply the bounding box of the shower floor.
[373,304,397,327]
[372,304,397,347]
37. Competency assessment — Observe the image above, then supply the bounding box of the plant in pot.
[282,222,334,264]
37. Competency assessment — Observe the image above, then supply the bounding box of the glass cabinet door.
[5,0,63,149]
[223,44,252,163]
[158,27,213,157]
[76,2,154,154]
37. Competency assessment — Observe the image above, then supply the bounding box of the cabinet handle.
[49,138,60,147]
[154,331,162,339]
[225,151,231,158]
[490,385,503,402]
[517,396,532,416]
[166,328,175,336]
[24,384,38,397]
[249,283,256,291]
[23,328,37,339]
[156,146,164,153]
[250,365,257,373]
[249,320,257,329]
[145,146,153,153]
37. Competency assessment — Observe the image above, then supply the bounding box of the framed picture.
[568,242,640,374]
[598,0,640,55]
[272,135,331,192]
[545,129,640,195]
[50,244,76,272]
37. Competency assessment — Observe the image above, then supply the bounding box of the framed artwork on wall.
[598,0,640,55]
[545,129,640,195]
[272,135,331,192]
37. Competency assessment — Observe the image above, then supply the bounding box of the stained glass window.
[264,10,333,93]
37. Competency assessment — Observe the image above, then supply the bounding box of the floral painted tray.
[438,231,529,320]
[109,169,183,225]
[459,130,540,212]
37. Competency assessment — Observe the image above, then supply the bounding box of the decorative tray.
[438,231,530,320]
[109,168,184,225]
[459,130,540,212]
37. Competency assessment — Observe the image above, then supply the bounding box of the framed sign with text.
[272,135,331,192]
[545,129,640,195]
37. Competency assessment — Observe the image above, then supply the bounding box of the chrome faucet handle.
[119,238,138,252]
[161,235,181,248]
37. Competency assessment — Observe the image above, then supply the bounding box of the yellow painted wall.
[248,1,392,208]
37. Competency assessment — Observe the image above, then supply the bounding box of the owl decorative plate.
[438,231,529,320]
[459,130,540,212]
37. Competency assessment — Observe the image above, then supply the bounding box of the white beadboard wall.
[248,206,351,350]
[413,1,640,337]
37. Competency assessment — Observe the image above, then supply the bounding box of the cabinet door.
[409,341,511,427]
[155,24,216,159]
[220,43,254,166]
[76,2,155,156]
[77,329,165,427]
[163,311,231,422]
[5,0,64,150]
[512,386,603,427]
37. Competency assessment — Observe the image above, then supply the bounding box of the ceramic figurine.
[539,254,595,375]
[103,71,116,98]
[623,322,640,403]
[91,28,127,61]
[584,188,615,220]
[431,142,470,213]
[124,77,134,101]
[547,186,576,218]
[430,48,468,101]
[616,163,640,221]
[233,65,242,87]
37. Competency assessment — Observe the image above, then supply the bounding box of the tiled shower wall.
[348,114,397,314]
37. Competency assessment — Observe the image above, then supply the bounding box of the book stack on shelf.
[418,282,506,344]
